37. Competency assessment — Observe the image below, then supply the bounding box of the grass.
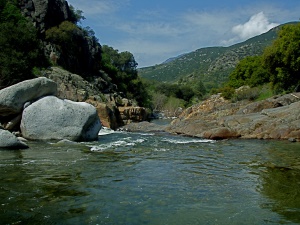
[256,85,274,101]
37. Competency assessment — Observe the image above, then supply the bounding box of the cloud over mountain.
[232,12,279,40]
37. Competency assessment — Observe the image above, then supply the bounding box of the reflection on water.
[0,131,300,224]
[259,142,300,223]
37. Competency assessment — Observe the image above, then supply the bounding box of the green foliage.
[45,21,101,76]
[0,1,48,88]
[219,86,235,100]
[256,84,274,101]
[139,27,278,92]
[101,45,150,107]
[143,77,207,110]
[225,22,300,96]
[232,86,261,102]
[228,56,269,88]
[164,96,185,116]
[69,5,85,24]
[263,23,300,93]
[46,21,79,43]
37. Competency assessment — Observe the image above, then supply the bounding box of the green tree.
[69,5,85,24]
[101,45,150,107]
[0,1,47,88]
[263,23,300,93]
[45,21,101,76]
[228,56,268,88]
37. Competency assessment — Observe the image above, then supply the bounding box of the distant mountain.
[138,23,296,89]
[161,53,187,64]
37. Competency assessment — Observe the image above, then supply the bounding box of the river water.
[1,123,300,224]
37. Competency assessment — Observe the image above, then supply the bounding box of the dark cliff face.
[19,0,102,78]
[20,0,71,33]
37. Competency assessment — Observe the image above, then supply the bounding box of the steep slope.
[138,24,285,88]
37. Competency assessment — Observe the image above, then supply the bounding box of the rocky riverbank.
[166,93,300,141]
[122,93,300,142]
[0,68,150,149]
[0,77,101,148]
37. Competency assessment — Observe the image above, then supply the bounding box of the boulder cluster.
[0,77,101,149]
[45,67,149,130]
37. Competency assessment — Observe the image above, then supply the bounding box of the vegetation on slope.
[0,0,48,88]
[217,22,300,101]
[141,22,299,113]
[138,26,280,90]
[0,0,150,107]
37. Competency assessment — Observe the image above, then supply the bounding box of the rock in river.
[0,77,57,116]
[20,96,101,141]
[0,129,28,149]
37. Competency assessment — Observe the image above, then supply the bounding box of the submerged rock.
[0,129,28,149]
[20,96,101,141]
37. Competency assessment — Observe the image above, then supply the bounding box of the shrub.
[232,86,261,102]
[219,86,235,99]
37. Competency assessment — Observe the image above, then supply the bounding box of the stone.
[85,99,121,130]
[4,115,22,131]
[203,127,240,140]
[166,93,300,141]
[120,121,166,133]
[0,129,29,149]
[31,0,70,31]
[45,67,99,102]
[118,107,149,125]
[20,96,101,141]
[0,77,57,116]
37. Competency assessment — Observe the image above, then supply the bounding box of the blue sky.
[67,0,300,68]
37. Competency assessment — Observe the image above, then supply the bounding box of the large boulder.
[20,96,101,141]
[0,129,28,149]
[0,77,57,116]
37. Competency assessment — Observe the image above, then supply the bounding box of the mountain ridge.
[138,22,298,89]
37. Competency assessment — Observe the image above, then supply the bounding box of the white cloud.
[66,0,299,67]
[232,12,279,40]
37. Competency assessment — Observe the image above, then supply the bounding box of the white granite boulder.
[0,129,28,149]
[20,96,101,141]
[0,77,57,116]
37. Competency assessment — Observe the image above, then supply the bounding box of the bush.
[263,23,300,93]
[232,86,261,102]
[219,86,235,99]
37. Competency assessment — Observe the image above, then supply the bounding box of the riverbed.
[1,128,300,224]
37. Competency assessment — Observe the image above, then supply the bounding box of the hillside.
[138,24,287,89]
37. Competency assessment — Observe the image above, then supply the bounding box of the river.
[1,123,300,224]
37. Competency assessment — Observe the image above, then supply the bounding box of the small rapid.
[1,126,300,224]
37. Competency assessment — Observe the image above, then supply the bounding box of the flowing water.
[1,123,300,224]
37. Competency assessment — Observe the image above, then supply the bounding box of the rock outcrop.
[21,96,101,141]
[0,77,57,116]
[0,129,28,149]
[166,93,300,141]
[118,107,149,125]
[44,67,100,102]
[20,0,71,33]
[20,0,102,78]
[120,121,166,133]
[44,67,149,129]
[85,99,121,130]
